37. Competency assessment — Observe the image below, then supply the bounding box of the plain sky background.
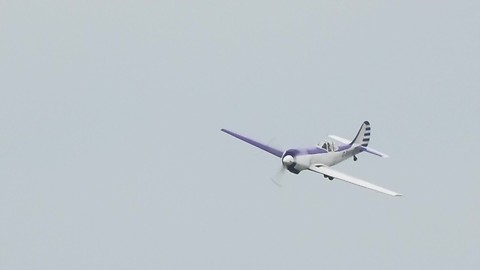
[1,1,479,269]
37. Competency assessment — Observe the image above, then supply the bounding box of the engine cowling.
[281,149,300,174]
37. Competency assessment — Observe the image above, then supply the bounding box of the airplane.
[221,121,402,197]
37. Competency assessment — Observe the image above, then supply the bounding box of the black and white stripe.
[352,121,372,147]
[361,126,371,146]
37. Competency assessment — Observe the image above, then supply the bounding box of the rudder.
[351,121,371,147]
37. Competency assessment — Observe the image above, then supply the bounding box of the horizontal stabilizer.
[360,146,389,158]
[328,135,351,145]
[329,135,389,158]
[309,165,402,196]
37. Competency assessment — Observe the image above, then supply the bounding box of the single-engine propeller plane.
[221,121,402,196]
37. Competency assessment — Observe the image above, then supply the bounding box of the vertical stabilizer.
[351,121,371,147]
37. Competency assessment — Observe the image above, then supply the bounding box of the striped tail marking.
[352,121,371,147]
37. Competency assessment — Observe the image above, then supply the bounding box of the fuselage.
[282,144,361,174]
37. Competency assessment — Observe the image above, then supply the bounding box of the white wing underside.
[309,165,402,197]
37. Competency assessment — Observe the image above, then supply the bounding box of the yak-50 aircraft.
[221,121,402,196]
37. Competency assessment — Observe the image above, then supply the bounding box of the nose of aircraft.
[282,155,295,166]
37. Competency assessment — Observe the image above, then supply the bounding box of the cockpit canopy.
[318,140,336,152]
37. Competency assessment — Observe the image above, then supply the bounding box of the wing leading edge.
[309,165,402,197]
[221,129,284,157]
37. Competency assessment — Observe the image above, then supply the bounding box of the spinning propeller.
[271,154,295,187]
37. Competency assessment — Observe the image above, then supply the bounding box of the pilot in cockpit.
[319,141,335,152]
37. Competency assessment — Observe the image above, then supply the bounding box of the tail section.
[351,121,371,147]
[329,121,389,158]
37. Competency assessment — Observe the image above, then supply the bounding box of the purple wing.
[221,129,284,157]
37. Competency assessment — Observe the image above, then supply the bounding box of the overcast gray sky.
[1,1,479,269]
